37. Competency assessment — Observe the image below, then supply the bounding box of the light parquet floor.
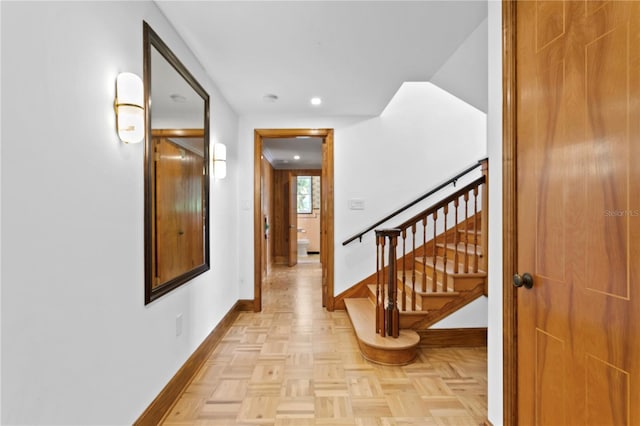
[162,262,487,425]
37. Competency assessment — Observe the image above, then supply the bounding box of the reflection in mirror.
[144,22,210,304]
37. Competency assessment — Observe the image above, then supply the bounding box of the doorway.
[269,171,322,268]
[253,129,335,312]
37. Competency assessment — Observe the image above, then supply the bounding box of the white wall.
[431,17,488,113]
[430,296,488,328]
[335,83,486,294]
[1,2,239,424]
[487,1,504,424]
[237,83,486,322]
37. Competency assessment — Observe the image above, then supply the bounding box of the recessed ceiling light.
[294,155,301,160]
[296,136,311,139]
[170,93,187,103]
[263,93,279,103]
[310,97,322,106]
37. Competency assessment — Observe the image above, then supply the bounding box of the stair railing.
[373,159,488,338]
[343,159,487,246]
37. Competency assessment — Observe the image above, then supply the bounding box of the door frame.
[287,172,298,267]
[253,128,335,312]
[502,0,518,424]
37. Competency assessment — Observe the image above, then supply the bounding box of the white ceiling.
[263,137,323,170]
[155,0,488,116]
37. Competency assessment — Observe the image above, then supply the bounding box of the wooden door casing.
[287,173,298,267]
[253,128,335,312]
[515,1,639,425]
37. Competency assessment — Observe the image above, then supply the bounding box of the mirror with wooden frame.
[143,22,210,304]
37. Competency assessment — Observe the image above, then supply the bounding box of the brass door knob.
[513,273,534,289]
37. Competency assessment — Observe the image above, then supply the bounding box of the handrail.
[396,175,485,231]
[341,158,487,246]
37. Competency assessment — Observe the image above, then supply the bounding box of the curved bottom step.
[344,298,419,365]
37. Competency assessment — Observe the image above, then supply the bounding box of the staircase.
[343,160,488,365]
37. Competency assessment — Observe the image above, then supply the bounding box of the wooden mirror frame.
[143,22,211,304]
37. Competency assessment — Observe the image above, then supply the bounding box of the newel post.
[377,229,401,338]
[480,159,489,294]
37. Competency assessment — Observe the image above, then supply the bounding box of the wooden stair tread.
[366,285,438,313]
[436,242,483,257]
[458,229,481,235]
[393,273,460,296]
[415,257,486,277]
[344,298,419,365]
[344,298,420,348]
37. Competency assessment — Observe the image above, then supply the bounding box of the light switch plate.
[349,199,365,210]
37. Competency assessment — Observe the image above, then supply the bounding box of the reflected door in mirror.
[154,132,205,286]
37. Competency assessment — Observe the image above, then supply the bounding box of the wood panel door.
[515,1,639,424]
[287,173,298,267]
[155,138,204,285]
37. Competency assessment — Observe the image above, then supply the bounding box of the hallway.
[162,262,487,425]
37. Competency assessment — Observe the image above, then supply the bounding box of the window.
[297,176,312,214]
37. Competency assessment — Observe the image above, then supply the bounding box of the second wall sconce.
[213,143,227,179]
[114,72,144,144]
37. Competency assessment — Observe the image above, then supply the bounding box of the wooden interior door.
[287,173,298,267]
[515,1,639,424]
[155,138,204,285]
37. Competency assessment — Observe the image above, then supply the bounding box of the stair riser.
[449,275,486,292]
[413,263,483,293]
[369,287,458,314]
[375,278,459,312]
[398,295,422,311]
[398,280,430,298]
[412,263,454,292]
[401,286,470,313]
[397,273,430,292]
[436,246,479,270]
[370,283,423,311]
[418,295,459,310]
[394,278,461,311]
[395,280,424,310]
[398,269,451,291]
[457,230,480,245]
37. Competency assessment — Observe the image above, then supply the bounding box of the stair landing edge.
[344,298,419,365]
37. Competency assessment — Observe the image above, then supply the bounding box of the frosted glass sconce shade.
[213,143,227,179]
[115,72,144,144]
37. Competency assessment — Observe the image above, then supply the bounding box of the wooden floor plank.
[161,262,486,425]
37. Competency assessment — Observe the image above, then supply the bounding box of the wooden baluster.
[473,186,479,273]
[442,204,448,292]
[411,223,417,311]
[432,210,438,292]
[385,230,401,338]
[422,217,427,292]
[464,192,470,273]
[453,198,459,274]
[401,229,406,311]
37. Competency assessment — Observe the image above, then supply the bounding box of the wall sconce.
[114,72,144,144]
[213,143,227,179]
